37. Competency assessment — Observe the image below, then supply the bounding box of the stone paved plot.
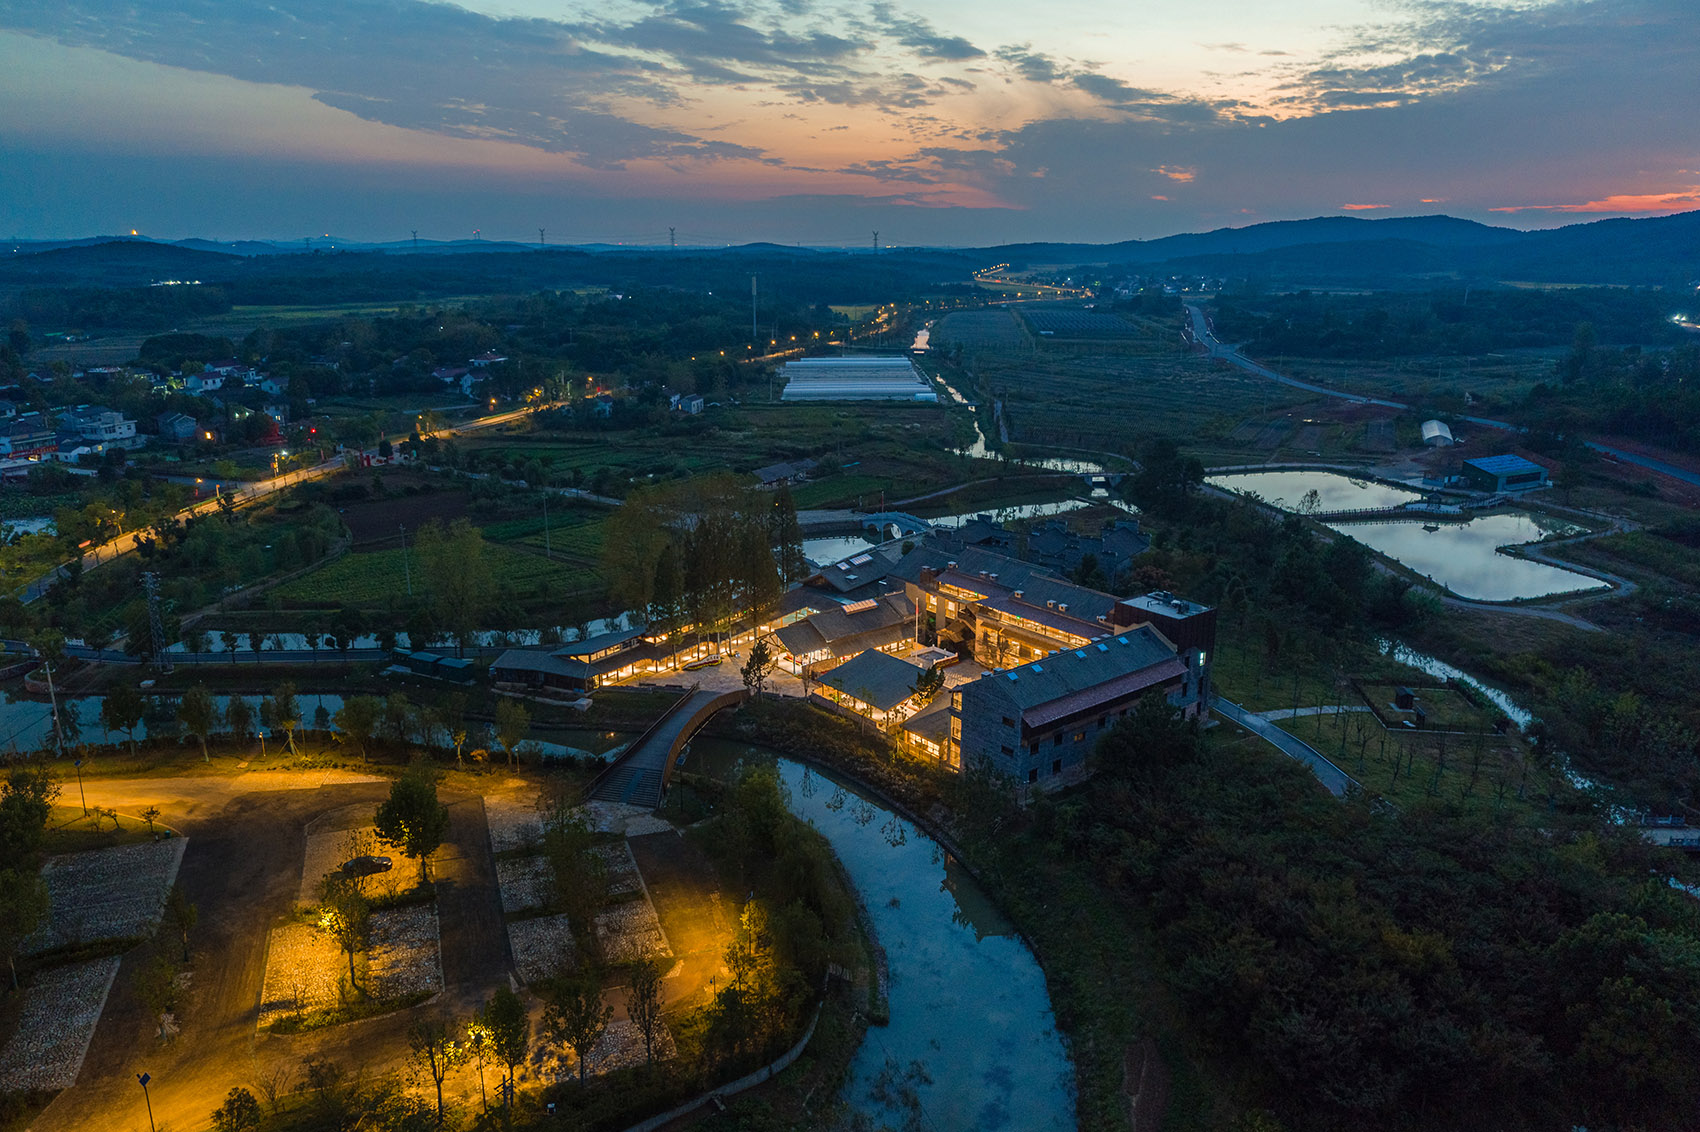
[0,956,121,1090]
[508,913,577,983]
[368,904,443,1000]
[28,839,187,953]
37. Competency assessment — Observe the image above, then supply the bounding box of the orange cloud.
[1340,203,1388,211]
[1152,165,1196,183]
[1151,194,1169,201]
[1490,187,1700,214]
[1419,198,1444,203]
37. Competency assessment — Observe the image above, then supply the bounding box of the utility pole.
[144,572,172,673]
[399,524,413,596]
[750,275,758,344]
[41,650,64,760]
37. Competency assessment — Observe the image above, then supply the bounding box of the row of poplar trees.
[602,475,805,653]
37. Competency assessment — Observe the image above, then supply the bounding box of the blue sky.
[0,0,1694,244]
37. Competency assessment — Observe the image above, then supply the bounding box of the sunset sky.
[0,0,1694,245]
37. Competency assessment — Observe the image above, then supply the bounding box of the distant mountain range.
[4,210,1697,288]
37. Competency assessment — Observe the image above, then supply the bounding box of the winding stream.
[688,738,1076,1131]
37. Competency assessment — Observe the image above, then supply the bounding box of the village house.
[154,411,199,442]
[57,405,143,451]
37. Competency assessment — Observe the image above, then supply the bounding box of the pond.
[1207,469,1421,513]
[1328,513,1605,601]
[686,738,1075,1131]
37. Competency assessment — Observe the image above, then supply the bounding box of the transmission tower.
[872,229,878,254]
[143,572,172,672]
[538,228,545,248]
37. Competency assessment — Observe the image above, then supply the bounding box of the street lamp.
[73,757,87,816]
[137,1072,156,1132]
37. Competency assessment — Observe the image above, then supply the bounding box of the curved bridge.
[858,511,932,536]
[589,686,750,809]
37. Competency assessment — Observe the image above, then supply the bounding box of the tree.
[414,518,491,656]
[0,868,49,990]
[178,684,217,762]
[911,664,946,704]
[541,807,606,953]
[543,972,613,1084]
[210,1087,262,1132]
[407,1015,466,1125]
[161,883,197,962]
[464,1018,494,1113]
[482,985,530,1102]
[771,483,806,586]
[267,682,301,756]
[316,873,371,993]
[334,695,383,757]
[224,696,255,742]
[140,805,161,839]
[0,763,58,860]
[494,698,530,766]
[101,683,146,755]
[627,957,667,1066]
[740,638,777,697]
[374,760,451,884]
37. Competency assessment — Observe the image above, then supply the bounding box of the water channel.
[802,497,1124,567]
[687,738,1076,1131]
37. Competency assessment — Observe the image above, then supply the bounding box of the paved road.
[1584,441,1700,488]
[1214,697,1357,796]
[20,457,351,604]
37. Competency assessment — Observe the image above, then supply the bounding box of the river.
[688,738,1076,1131]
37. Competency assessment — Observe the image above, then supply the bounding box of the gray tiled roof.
[818,649,923,711]
[976,625,1178,712]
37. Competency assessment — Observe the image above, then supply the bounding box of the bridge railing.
[586,683,699,797]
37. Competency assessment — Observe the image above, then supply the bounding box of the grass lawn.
[43,805,164,852]
[1278,710,1563,819]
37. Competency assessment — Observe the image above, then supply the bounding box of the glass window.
[1052,759,1062,776]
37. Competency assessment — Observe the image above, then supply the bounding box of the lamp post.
[136,1072,156,1132]
[73,757,87,816]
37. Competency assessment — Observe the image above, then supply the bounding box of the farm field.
[973,349,1321,459]
[1020,308,1147,340]
[272,541,597,608]
[1268,351,1556,409]
[932,309,1030,348]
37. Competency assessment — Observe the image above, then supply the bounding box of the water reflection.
[1208,469,1421,513]
[1329,513,1604,601]
[687,738,1074,1131]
